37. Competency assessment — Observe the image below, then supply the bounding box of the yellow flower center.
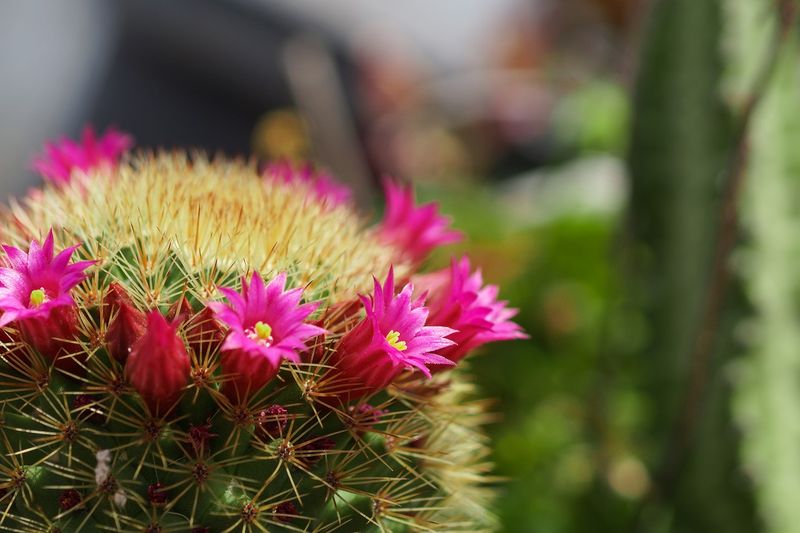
[254,321,273,341]
[386,330,407,352]
[29,288,47,307]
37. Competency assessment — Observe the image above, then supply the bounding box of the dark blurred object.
[89,0,340,156]
[83,0,379,205]
[2,0,641,198]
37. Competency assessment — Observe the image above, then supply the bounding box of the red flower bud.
[167,299,224,357]
[184,306,225,357]
[147,482,169,505]
[104,283,146,363]
[347,403,386,432]
[255,404,289,441]
[298,437,336,468]
[189,421,215,456]
[58,488,83,511]
[125,311,190,417]
[166,296,193,323]
[273,501,299,523]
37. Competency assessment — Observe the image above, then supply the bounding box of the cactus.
[0,130,525,532]
[724,1,800,532]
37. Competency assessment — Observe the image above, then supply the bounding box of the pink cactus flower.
[264,161,351,207]
[416,256,527,364]
[0,230,94,366]
[125,311,190,417]
[32,125,133,186]
[209,272,326,403]
[376,179,462,263]
[331,267,456,400]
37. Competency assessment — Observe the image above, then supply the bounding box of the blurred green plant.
[412,1,798,531]
[554,81,630,156]
[626,0,799,531]
[418,180,653,532]
[726,2,800,532]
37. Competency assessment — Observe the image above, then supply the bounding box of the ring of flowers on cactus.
[0,128,526,532]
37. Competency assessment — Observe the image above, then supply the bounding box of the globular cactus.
[0,128,525,532]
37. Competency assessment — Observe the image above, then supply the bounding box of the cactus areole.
[0,130,526,531]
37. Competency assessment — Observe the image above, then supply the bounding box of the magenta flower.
[0,231,93,327]
[125,311,190,417]
[209,272,326,403]
[417,257,527,364]
[332,268,455,400]
[32,125,133,186]
[376,179,462,263]
[0,230,94,364]
[264,161,351,207]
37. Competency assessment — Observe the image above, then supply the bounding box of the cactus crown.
[0,143,520,532]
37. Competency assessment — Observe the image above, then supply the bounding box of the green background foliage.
[422,1,800,531]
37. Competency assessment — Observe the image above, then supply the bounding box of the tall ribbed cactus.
[0,129,524,531]
[724,2,800,532]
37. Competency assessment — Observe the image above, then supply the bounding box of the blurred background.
[1,1,797,532]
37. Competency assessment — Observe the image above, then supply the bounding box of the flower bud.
[184,306,225,357]
[125,311,190,417]
[273,501,299,523]
[59,488,83,511]
[166,296,193,323]
[255,404,289,441]
[147,482,169,505]
[104,283,146,363]
[167,299,224,357]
